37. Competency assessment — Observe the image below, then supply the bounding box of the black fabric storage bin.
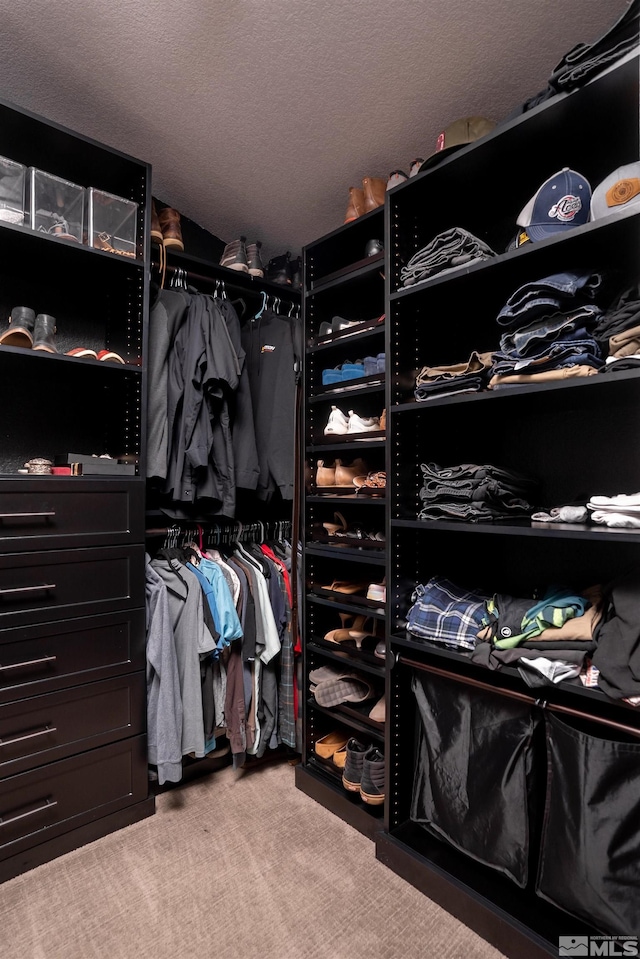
[410,672,541,888]
[536,712,640,935]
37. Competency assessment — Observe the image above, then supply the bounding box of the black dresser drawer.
[0,610,145,704]
[0,735,148,861]
[0,479,144,551]
[0,674,145,778]
[0,545,144,628]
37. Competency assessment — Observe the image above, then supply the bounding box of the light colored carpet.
[0,761,505,959]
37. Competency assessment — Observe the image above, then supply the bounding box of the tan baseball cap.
[591,162,640,221]
[418,117,496,173]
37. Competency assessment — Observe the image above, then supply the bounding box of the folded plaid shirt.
[406,576,489,650]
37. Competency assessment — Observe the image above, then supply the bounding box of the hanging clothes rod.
[398,654,640,740]
[153,260,300,313]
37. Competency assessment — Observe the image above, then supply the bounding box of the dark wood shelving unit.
[381,50,640,955]
[298,204,388,834]
[0,95,154,882]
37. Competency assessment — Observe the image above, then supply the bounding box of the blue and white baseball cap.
[517,168,591,242]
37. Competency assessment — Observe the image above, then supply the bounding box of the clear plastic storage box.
[29,168,85,243]
[0,156,26,226]
[87,188,138,258]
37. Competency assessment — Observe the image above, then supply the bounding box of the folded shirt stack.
[593,282,640,376]
[400,227,496,288]
[588,491,640,528]
[417,461,538,523]
[414,350,493,401]
[489,271,604,388]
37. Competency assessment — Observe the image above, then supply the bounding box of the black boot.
[0,306,36,348]
[32,313,57,353]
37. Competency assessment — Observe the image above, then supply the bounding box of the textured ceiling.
[0,0,631,262]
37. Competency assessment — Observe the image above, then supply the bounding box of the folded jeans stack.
[588,492,640,528]
[400,227,496,288]
[490,271,604,387]
[417,461,539,523]
[415,350,493,401]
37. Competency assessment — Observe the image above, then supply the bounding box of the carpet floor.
[0,760,506,959]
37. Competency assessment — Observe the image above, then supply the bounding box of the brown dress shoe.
[362,176,386,213]
[344,187,365,223]
[335,457,369,486]
[158,207,184,251]
[150,200,163,245]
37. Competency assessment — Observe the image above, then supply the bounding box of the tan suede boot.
[362,176,386,213]
[344,187,365,223]
[150,200,163,245]
[158,207,184,251]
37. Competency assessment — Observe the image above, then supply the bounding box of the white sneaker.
[347,410,381,433]
[366,582,386,603]
[324,406,349,435]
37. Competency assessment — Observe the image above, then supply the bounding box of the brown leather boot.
[344,187,365,224]
[158,207,184,251]
[362,177,386,213]
[150,200,163,245]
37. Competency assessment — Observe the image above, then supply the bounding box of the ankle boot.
[0,306,36,348]
[362,176,386,213]
[32,313,57,353]
[344,187,365,223]
[246,241,264,278]
[150,200,163,245]
[158,207,184,251]
[221,238,249,273]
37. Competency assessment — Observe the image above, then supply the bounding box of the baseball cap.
[417,116,496,173]
[591,162,640,221]
[517,168,591,242]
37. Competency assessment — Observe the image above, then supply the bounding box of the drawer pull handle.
[0,584,56,598]
[0,655,57,672]
[0,724,57,748]
[0,512,56,520]
[0,798,57,828]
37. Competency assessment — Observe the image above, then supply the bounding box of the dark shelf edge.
[307,435,386,453]
[303,206,384,253]
[307,698,385,741]
[0,218,145,268]
[0,345,142,373]
[391,518,640,542]
[309,378,385,404]
[162,248,301,298]
[389,207,640,303]
[295,764,383,840]
[307,640,386,678]
[306,320,385,354]
[306,593,387,617]
[307,494,386,504]
[307,253,385,295]
[390,367,640,413]
[305,544,387,565]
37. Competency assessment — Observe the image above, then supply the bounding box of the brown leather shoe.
[158,207,184,251]
[150,200,163,245]
[335,457,369,486]
[316,460,337,486]
[344,187,365,223]
[362,176,386,213]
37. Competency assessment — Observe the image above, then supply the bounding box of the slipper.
[308,665,355,685]
[315,730,350,759]
[313,675,375,707]
[368,695,386,724]
[317,581,369,595]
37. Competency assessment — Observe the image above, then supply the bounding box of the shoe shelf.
[300,205,388,832]
[307,698,385,743]
[0,345,142,373]
[307,640,386,678]
[0,219,145,271]
[309,378,385,403]
[307,434,386,453]
[306,253,384,296]
[307,493,386,504]
[305,544,387,565]
[307,592,386,617]
[307,318,384,354]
